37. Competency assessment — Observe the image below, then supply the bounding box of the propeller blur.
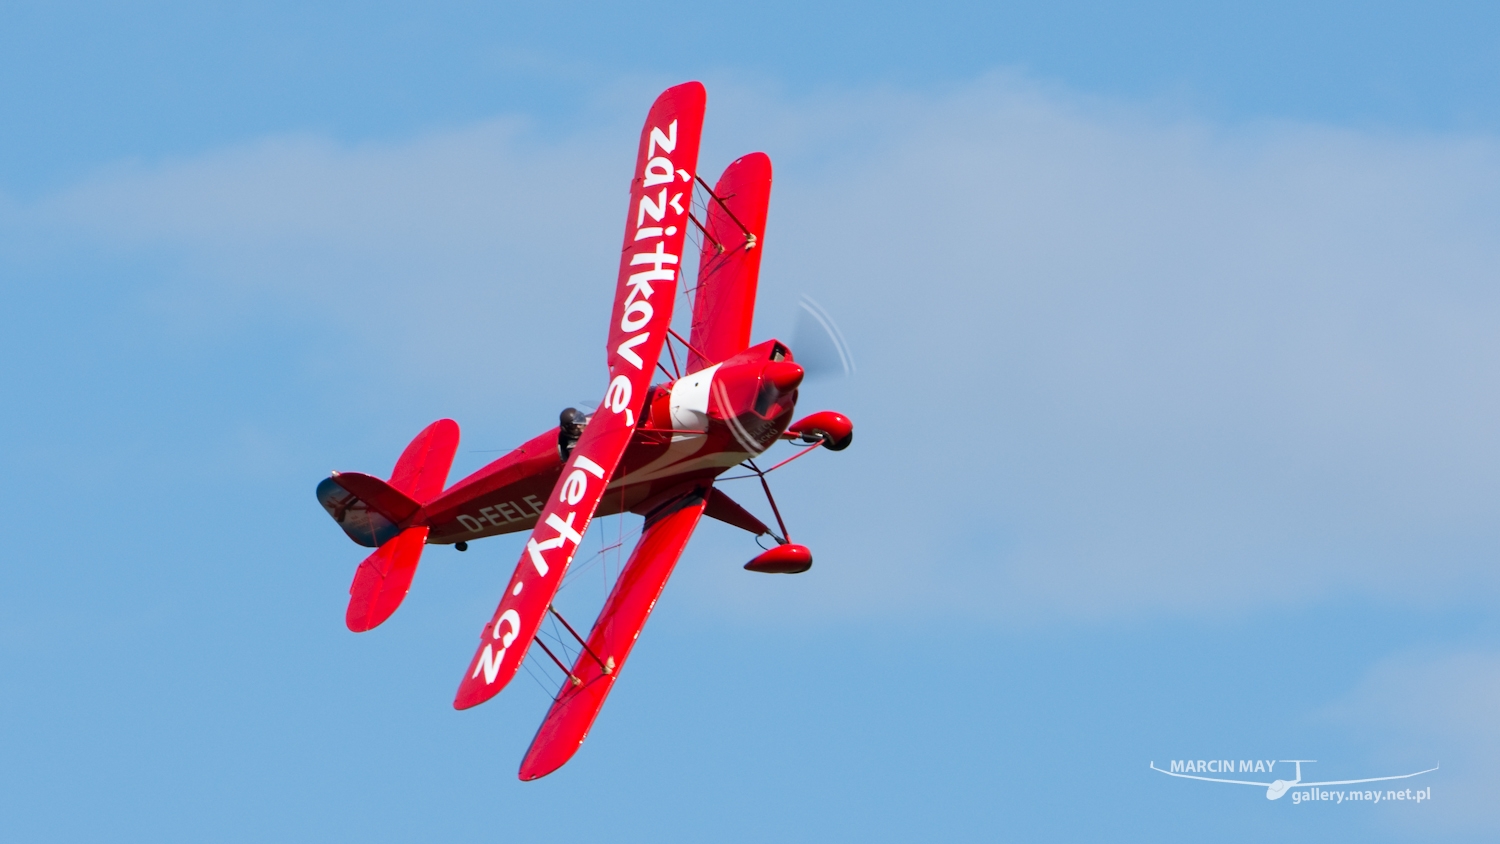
[792,293,856,381]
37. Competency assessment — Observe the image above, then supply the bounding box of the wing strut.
[531,637,581,687]
[752,460,792,542]
[694,172,756,242]
[667,327,712,366]
[548,604,612,676]
[686,209,724,252]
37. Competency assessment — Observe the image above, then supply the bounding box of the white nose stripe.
[669,363,720,431]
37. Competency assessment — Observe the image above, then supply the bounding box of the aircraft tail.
[314,419,460,631]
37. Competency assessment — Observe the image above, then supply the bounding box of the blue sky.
[4,3,1500,841]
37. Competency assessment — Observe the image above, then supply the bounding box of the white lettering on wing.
[617,332,650,369]
[472,609,522,684]
[574,455,605,478]
[647,119,677,157]
[637,189,668,226]
[643,157,674,187]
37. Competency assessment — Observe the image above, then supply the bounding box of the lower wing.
[518,486,710,780]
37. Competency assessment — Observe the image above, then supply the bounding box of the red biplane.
[316,81,852,780]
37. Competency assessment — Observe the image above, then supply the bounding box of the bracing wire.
[559,512,642,593]
[520,652,558,699]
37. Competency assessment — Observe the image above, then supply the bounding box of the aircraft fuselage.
[420,339,800,545]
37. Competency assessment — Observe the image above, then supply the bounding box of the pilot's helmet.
[559,407,588,428]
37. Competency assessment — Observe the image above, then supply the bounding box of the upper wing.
[518,486,710,780]
[452,82,707,710]
[686,152,772,372]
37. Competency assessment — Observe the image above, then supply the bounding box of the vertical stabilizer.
[389,418,460,502]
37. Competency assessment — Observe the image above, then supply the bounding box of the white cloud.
[28,117,637,412]
[16,73,1500,622]
[738,76,1500,623]
[1322,648,1500,835]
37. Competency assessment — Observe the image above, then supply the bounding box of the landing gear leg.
[741,458,813,574]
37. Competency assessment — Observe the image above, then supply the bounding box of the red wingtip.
[452,658,518,710]
[451,685,490,711]
[660,80,706,106]
[518,750,577,781]
[518,690,600,780]
[518,747,571,780]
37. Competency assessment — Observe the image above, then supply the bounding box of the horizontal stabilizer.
[316,419,459,548]
[331,472,421,523]
[317,475,400,548]
[316,473,419,548]
[347,526,429,632]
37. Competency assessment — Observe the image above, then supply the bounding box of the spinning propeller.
[791,294,856,381]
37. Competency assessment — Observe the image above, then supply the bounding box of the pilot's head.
[559,407,588,432]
